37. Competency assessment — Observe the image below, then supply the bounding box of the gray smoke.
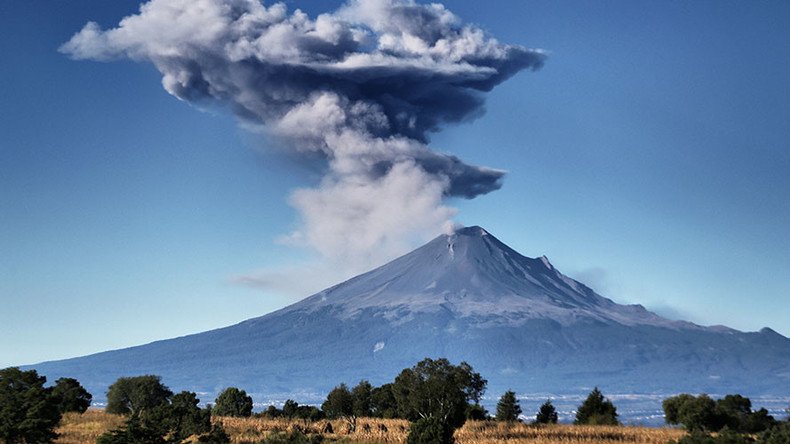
[62,0,545,263]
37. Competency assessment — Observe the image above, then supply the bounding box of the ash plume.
[61,0,545,264]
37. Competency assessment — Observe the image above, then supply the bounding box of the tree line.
[2,360,789,444]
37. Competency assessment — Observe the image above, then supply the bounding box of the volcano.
[25,226,790,419]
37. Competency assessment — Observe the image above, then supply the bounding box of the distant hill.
[25,226,790,421]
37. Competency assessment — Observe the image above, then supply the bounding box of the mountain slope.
[25,226,790,416]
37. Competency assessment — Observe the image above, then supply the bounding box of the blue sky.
[2,0,789,368]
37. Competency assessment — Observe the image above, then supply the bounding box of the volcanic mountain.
[27,226,790,414]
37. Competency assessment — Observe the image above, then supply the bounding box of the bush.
[759,422,790,444]
[574,387,619,425]
[197,424,232,444]
[672,428,754,444]
[0,367,62,444]
[213,387,253,417]
[407,416,454,444]
[96,416,167,444]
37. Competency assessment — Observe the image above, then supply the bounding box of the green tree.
[322,383,355,429]
[98,389,223,444]
[282,399,300,418]
[352,380,373,418]
[664,394,697,425]
[407,416,454,444]
[666,393,775,434]
[0,367,62,444]
[213,387,253,417]
[52,377,92,414]
[466,403,488,420]
[167,391,212,441]
[715,394,752,431]
[392,358,486,438]
[574,387,619,425]
[295,405,324,422]
[261,405,282,418]
[106,375,173,416]
[743,408,777,434]
[371,383,398,418]
[677,394,718,432]
[495,390,522,422]
[535,399,558,424]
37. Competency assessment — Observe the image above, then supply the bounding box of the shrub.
[407,416,454,444]
[671,428,754,444]
[759,422,790,444]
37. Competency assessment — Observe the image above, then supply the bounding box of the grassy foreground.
[56,410,686,443]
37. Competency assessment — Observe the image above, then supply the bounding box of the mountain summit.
[26,226,790,418]
[287,226,679,328]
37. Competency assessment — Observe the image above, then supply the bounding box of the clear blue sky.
[2,0,789,368]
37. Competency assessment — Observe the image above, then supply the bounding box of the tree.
[0,367,62,444]
[351,380,373,418]
[52,377,92,414]
[743,408,777,434]
[167,391,212,441]
[574,387,619,425]
[664,394,697,425]
[213,387,253,417]
[466,403,488,420]
[98,389,223,444]
[664,393,775,433]
[679,394,718,432]
[535,399,558,424]
[106,375,173,416]
[371,383,398,418]
[282,399,300,418]
[495,390,522,422]
[295,405,324,422]
[261,405,282,418]
[322,383,355,429]
[392,358,486,440]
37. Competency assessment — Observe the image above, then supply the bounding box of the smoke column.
[62,0,545,265]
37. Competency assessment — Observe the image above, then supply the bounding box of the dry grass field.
[55,410,686,444]
[55,410,125,444]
